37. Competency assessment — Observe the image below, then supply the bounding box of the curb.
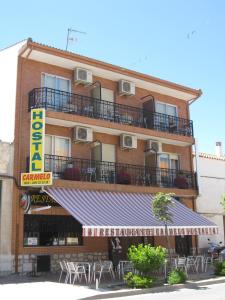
[80,277,225,300]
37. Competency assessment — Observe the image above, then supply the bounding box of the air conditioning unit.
[146,140,162,153]
[120,134,137,149]
[118,80,135,96]
[74,68,93,85]
[73,126,93,142]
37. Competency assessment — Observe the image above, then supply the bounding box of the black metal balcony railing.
[29,88,194,137]
[43,154,197,189]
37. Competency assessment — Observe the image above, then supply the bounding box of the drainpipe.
[193,139,201,195]
[13,39,33,274]
[188,89,202,106]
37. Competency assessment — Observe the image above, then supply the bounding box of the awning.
[45,188,218,237]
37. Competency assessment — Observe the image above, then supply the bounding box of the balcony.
[44,154,197,190]
[29,88,194,137]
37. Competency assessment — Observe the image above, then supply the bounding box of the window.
[158,153,179,170]
[91,143,116,183]
[24,215,82,247]
[155,102,178,132]
[155,102,177,117]
[158,153,179,187]
[45,135,71,177]
[91,87,114,120]
[45,135,70,157]
[41,73,71,108]
[42,74,71,92]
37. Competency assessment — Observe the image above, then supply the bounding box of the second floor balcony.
[29,87,194,137]
[42,154,197,190]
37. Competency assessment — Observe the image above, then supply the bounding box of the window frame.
[41,72,71,92]
[155,101,178,117]
[45,134,71,157]
[158,152,180,170]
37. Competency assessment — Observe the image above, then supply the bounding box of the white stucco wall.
[0,40,27,142]
[195,155,225,250]
[0,141,14,275]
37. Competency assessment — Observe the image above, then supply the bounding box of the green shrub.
[127,244,167,275]
[167,268,187,285]
[124,272,154,288]
[214,261,225,276]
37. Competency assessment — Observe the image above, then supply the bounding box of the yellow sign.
[21,172,52,186]
[30,108,45,173]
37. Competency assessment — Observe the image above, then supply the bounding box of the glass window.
[24,215,83,247]
[44,135,70,175]
[45,135,70,157]
[43,74,56,89]
[156,102,166,114]
[167,105,177,117]
[45,135,53,155]
[57,78,70,92]
[55,137,70,157]
[171,158,179,170]
[156,102,177,116]
[42,74,71,108]
[159,154,170,169]
[42,74,70,92]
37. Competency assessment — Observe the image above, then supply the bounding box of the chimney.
[215,142,223,158]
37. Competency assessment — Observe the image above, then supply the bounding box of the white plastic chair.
[59,260,69,283]
[118,261,134,279]
[92,261,115,284]
[186,256,198,273]
[67,262,87,285]
[74,263,88,284]
[66,262,77,284]
[176,257,187,274]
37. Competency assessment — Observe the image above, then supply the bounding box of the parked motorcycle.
[207,239,225,258]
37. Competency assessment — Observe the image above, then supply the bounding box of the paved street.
[114,282,225,300]
[1,276,225,300]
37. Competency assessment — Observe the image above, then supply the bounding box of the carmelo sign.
[21,172,52,186]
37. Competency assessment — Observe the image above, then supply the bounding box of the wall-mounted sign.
[20,194,31,213]
[29,108,45,173]
[21,172,52,186]
[30,193,59,206]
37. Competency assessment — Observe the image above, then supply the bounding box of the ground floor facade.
[9,183,217,274]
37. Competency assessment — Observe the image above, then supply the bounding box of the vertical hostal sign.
[30,108,45,172]
[21,108,52,186]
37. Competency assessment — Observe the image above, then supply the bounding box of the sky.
[1,0,224,154]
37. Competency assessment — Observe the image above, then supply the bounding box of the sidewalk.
[0,270,225,300]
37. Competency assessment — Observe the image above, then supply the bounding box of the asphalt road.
[114,282,225,300]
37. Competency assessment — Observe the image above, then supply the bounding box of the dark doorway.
[108,236,155,262]
[175,235,192,256]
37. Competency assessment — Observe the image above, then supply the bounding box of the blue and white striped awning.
[45,188,218,237]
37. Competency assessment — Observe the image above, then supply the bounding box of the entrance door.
[109,236,154,260]
[145,152,157,185]
[91,143,116,183]
[175,235,192,256]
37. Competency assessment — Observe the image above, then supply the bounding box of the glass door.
[158,154,170,187]
[42,74,70,109]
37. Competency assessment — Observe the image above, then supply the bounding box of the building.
[0,141,14,275]
[0,39,217,273]
[195,142,225,252]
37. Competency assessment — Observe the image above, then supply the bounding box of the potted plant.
[63,161,81,181]
[117,167,131,185]
[174,172,188,189]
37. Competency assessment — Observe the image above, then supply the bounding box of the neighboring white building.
[0,141,14,275]
[195,142,225,252]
